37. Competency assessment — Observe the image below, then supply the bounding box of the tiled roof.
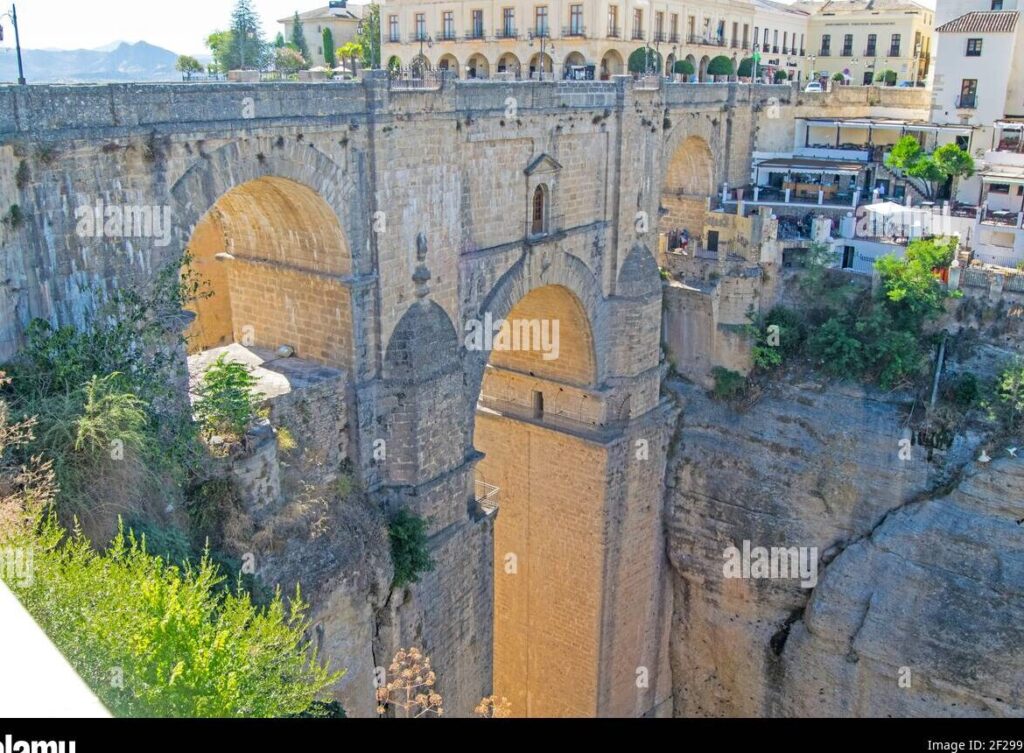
[935,10,1019,34]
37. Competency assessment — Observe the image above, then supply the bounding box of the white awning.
[979,169,1024,186]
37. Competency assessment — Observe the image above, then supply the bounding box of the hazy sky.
[0,0,371,57]
[0,0,935,58]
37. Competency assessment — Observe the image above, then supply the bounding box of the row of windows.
[818,31,926,58]
[385,6,800,50]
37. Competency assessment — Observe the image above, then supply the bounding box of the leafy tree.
[737,57,753,77]
[175,55,204,77]
[875,236,957,328]
[831,72,845,83]
[628,47,662,74]
[875,69,897,85]
[205,31,233,74]
[707,55,734,77]
[356,3,381,69]
[322,28,336,68]
[289,11,311,62]
[884,136,975,200]
[674,59,695,76]
[773,69,789,83]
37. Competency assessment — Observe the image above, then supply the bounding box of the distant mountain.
[0,41,182,84]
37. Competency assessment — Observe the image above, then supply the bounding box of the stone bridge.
[0,75,791,717]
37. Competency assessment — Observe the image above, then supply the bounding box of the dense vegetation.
[0,253,344,716]
[740,238,959,391]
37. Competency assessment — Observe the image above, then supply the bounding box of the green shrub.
[950,372,980,408]
[737,57,753,77]
[712,367,748,400]
[773,69,789,83]
[3,516,341,717]
[388,508,434,589]
[628,47,662,74]
[707,55,734,77]
[674,59,695,76]
[194,355,261,439]
[831,72,845,82]
[807,313,865,378]
[995,359,1024,430]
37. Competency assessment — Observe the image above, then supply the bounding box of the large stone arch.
[169,137,364,273]
[172,142,361,371]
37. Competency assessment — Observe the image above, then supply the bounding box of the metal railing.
[632,28,645,40]
[608,25,621,38]
[475,481,499,514]
[435,29,457,41]
[388,69,445,90]
[563,24,586,37]
[495,26,518,39]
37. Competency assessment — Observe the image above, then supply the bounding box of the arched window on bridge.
[531,184,549,236]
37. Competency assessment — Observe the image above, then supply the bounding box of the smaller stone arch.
[466,52,489,78]
[410,53,431,76]
[386,55,402,72]
[664,53,676,77]
[496,52,521,76]
[698,55,710,82]
[528,52,553,79]
[563,51,586,78]
[436,53,460,76]
[600,49,624,79]
[383,300,460,383]
[684,54,697,79]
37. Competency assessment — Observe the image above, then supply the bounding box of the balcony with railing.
[436,29,457,42]
[464,28,486,40]
[670,32,681,43]
[563,24,586,37]
[408,31,430,43]
[495,26,518,40]
[653,31,667,43]
[608,25,621,38]
[632,26,645,40]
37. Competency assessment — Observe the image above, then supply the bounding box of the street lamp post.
[0,3,27,85]
[528,28,552,81]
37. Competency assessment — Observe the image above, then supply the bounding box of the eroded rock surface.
[666,378,1024,717]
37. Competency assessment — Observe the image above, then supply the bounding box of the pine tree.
[290,11,311,63]
[227,0,268,70]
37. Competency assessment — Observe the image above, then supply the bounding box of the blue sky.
[1,0,371,57]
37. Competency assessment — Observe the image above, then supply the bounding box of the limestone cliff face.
[666,378,1024,717]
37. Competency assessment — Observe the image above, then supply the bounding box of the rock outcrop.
[666,377,1024,717]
